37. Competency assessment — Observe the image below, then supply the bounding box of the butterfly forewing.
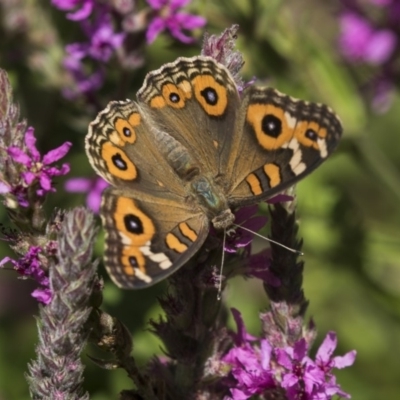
[227,87,342,206]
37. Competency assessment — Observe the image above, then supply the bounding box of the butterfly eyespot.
[192,75,228,116]
[112,153,128,171]
[261,114,282,138]
[169,92,180,103]
[305,129,318,141]
[200,87,218,105]
[123,127,132,137]
[124,214,143,234]
[128,255,139,267]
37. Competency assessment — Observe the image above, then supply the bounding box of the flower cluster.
[52,0,206,99]
[221,309,356,400]
[338,0,400,112]
[8,127,71,199]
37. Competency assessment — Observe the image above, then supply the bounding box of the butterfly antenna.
[217,229,227,301]
[232,223,303,256]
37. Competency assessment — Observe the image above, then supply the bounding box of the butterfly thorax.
[190,175,235,230]
[155,126,235,230]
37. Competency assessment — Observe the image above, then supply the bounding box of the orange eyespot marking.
[121,247,146,276]
[150,95,166,109]
[114,197,155,244]
[246,173,263,196]
[192,74,228,116]
[115,117,137,144]
[161,83,188,109]
[294,121,327,150]
[179,222,197,242]
[166,232,187,253]
[128,112,141,127]
[247,104,293,150]
[101,142,137,180]
[263,163,281,187]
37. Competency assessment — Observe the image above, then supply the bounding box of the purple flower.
[65,176,108,213]
[276,339,324,399]
[276,334,356,400]
[224,205,268,253]
[0,246,52,304]
[7,127,71,196]
[315,332,357,374]
[223,309,275,399]
[339,12,397,65]
[146,0,206,44]
[51,0,94,21]
[63,44,105,98]
[82,14,125,62]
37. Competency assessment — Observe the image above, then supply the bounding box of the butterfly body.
[85,56,342,289]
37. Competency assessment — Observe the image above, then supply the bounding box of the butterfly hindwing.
[101,188,209,289]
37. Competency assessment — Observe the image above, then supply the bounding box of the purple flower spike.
[146,0,206,44]
[7,127,72,197]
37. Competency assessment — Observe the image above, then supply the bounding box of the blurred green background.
[1,0,399,399]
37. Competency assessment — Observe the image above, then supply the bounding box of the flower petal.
[65,177,91,192]
[8,147,31,166]
[146,17,166,43]
[43,141,72,165]
[24,127,41,161]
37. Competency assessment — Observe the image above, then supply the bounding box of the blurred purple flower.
[370,0,391,5]
[339,12,397,65]
[146,0,206,44]
[63,44,105,98]
[65,176,108,213]
[0,246,52,304]
[7,127,71,196]
[82,14,125,62]
[51,0,94,21]
[53,1,124,98]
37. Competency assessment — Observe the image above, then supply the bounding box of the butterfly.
[85,56,342,289]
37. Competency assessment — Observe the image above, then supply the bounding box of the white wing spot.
[317,138,328,158]
[119,232,132,245]
[284,112,297,129]
[141,241,172,270]
[134,268,152,283]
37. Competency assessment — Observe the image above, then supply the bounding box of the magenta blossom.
[339,12,397,65]
[223,309,275,399]
[0,246,52,304]
[222,309,356,400]
[7,127,71,197]
[224,204,268,254]
[276,334,356,400]
[146,0,206,44]
[51,0,94,21]
[65,176,108,213]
